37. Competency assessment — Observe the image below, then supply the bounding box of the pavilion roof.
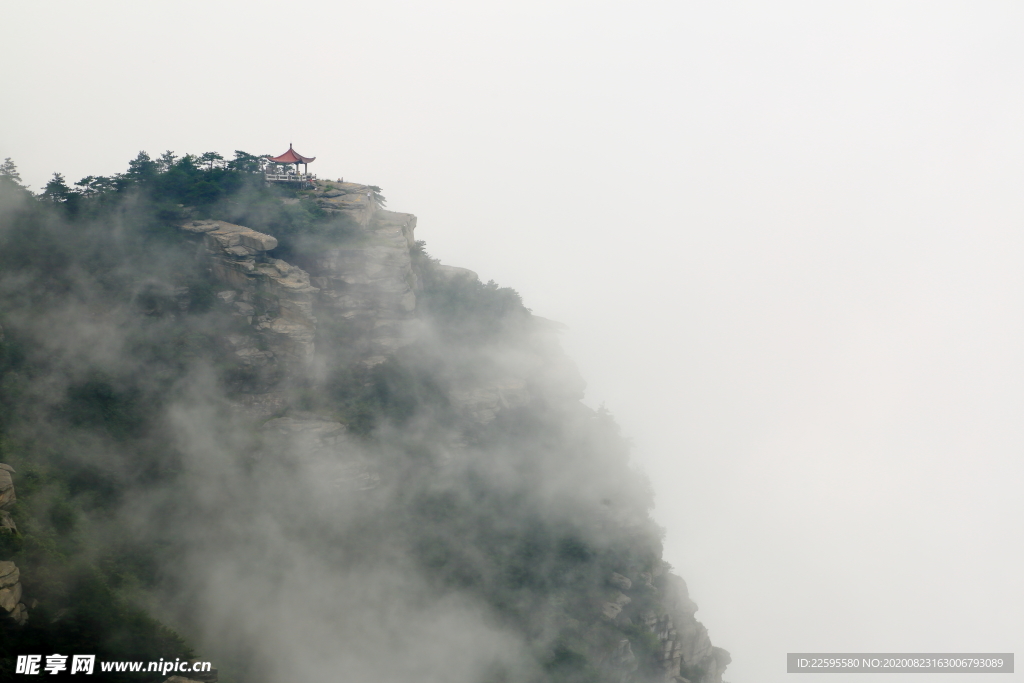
[268,144,315,164]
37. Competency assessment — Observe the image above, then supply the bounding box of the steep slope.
[0,161,729,683]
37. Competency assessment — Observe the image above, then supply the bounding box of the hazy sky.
[4,2,1023,680]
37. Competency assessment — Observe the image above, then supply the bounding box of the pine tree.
[199,151,224,171]
[0,157,26,191]
[41,173,73,203]
[156,150,178,173]
[126,151,158,185]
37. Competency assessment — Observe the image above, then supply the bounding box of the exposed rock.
[609,572,633,591]
[0,580,22,611]
[309,209,420,357]
[436,264,479,281]
[636,575,729,683]
[602,638,639,683]
[180,190,419,384]
[225,334,275,369]
[234,301,255,318]
[705,648,732,683]
[182,219,279,252]
[0,468,28,626]
[0,467,15,509]
[677,621,713,675]
[600,591,632,620]
[0,558,23,621]
[179,221,317,366]
[663,574,699,617]
[0,561,19,588]
[0,465,15,533]
[644,613,685,680]
[314,181,379,226]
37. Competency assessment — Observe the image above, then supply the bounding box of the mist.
[4,1,1024,681]
[0,168,707,682]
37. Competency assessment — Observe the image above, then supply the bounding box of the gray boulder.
[0,561,18,588]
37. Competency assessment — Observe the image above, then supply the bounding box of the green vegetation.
[414,241,532,344]
[0,154,684,683]
[0,154,276,678]
[0,340,192,681]
[13,150,358,260]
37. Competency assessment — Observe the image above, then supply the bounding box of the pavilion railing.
[264,173,317,183]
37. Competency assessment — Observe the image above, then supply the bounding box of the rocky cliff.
[0,463,27,627]
[170,180,730,683]
[0,164,728,683]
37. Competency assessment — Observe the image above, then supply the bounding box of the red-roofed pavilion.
[268,144,315,175]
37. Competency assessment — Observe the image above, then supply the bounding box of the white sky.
[4,2,1023,680]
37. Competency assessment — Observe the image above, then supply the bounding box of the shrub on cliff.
[413,241,531,343]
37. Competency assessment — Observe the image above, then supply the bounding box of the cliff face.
[307,205,420,362]
[0,462,26,627]
[180,183,420,371]
[0,165,728,683]
[181,219,319,366]
[172,181,730,683]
